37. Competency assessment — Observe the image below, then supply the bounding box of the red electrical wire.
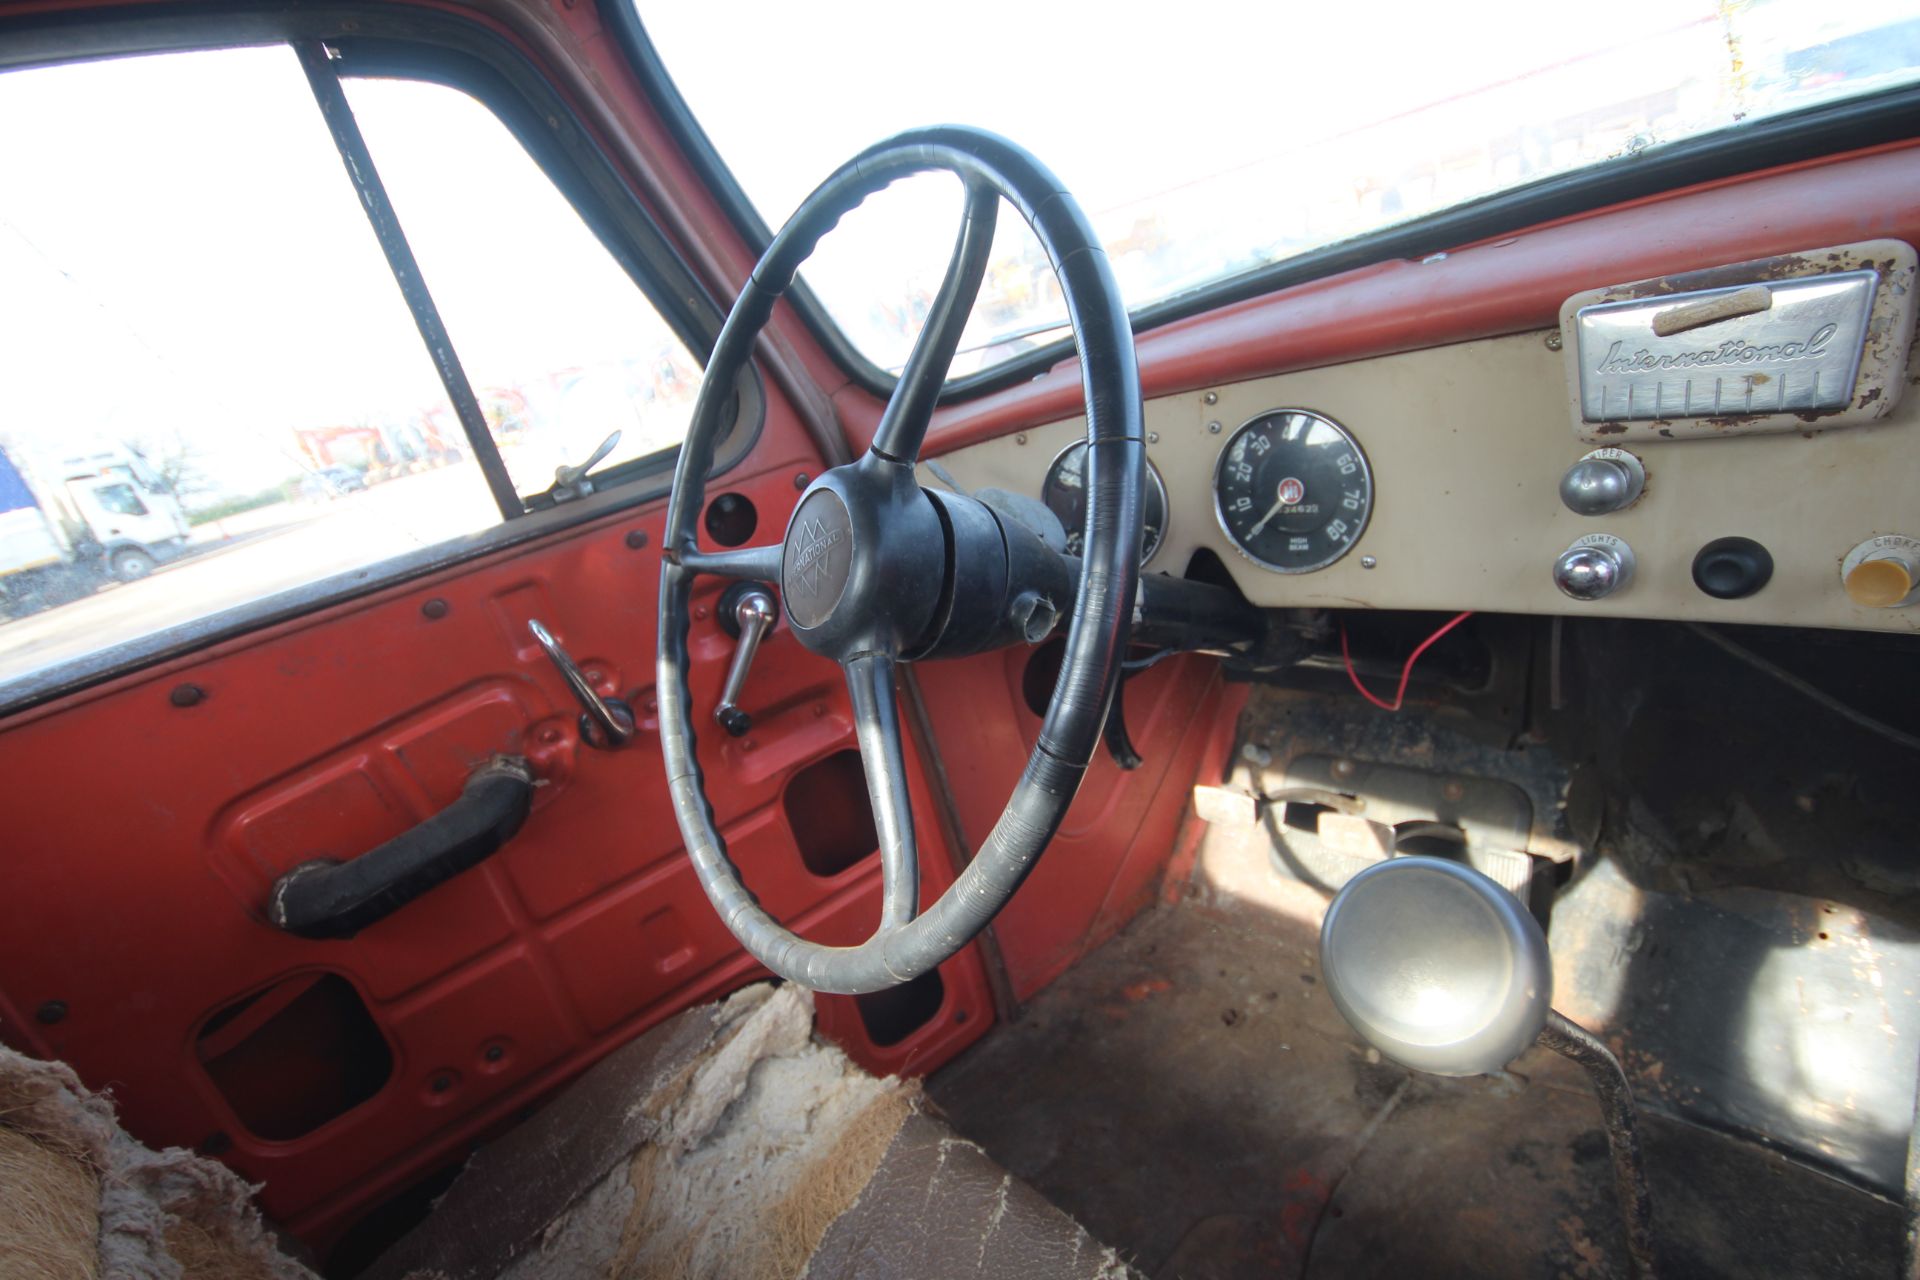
[1339,611,1475,712]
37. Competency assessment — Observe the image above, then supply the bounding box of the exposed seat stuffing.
[363,983,1138,1280]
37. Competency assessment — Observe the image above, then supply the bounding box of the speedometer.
[1213,409,1372,573]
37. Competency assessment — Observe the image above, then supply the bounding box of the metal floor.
[928,897,1903,1280]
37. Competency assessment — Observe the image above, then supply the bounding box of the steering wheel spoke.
[680,542,784,582]
[869,179,999,464]
[842,651,920,928]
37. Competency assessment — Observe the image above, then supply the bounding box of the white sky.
[644,0,1920,367]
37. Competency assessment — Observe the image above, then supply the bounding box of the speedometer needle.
[1247,495,1287,538]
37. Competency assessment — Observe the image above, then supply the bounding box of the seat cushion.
[0,1045,316,1279]
[806,1111,1136,1279]
[365,983,1136,1280]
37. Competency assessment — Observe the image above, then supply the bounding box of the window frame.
[0,3,763,715]
[609,1,1920,404]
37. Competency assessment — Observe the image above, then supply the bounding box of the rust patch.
[1555,1213,1609,1279]
[1122,978,1171,1003]
[1607,252,1822,301]
[1275,1169,1331,1251]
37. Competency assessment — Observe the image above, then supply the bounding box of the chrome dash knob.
[1553,534,1635,601]
[1559,448,1645,516]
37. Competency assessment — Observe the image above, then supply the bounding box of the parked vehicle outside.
[0,444,192,616]
[297,464,371,501]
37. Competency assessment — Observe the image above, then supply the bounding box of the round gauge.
[1213,409,1373,573]
[1040,440,1168,566]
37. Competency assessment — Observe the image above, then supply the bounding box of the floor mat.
[928,896,1903,1279]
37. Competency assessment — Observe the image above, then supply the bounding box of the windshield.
[643,0,1920,380]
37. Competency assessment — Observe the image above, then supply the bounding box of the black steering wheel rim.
[657,126,1143,994]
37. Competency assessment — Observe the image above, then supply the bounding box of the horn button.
[783,489,854,629]
[780,459,944,657]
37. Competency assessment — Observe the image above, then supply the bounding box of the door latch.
[528,618,636,748]
[714,582,778,737]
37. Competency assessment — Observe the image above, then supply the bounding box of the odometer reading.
[1213,409,1372,573]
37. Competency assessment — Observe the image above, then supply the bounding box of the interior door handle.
[267,755,535,940]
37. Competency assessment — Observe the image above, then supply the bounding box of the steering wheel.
[658,126,1143,994]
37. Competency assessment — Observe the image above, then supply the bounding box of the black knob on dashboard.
[1692,537,1773,599]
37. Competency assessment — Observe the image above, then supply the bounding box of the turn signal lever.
[715,581,778,737]
[1320,858,1658,1279]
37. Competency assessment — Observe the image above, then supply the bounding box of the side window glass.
[343,78,703,501]
[0,45,700,696]
[91,484,150,518]
[0,45,494,686]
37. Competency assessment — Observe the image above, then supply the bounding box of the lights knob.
[1553,534,1635,601]
[1559,448,1645,516]
[1841,536,1920,609]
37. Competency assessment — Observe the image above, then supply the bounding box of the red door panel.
[911,645,1242,1001]
[0,412,996,1256]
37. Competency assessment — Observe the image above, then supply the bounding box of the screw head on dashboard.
[1207,421,1222,434]
[1361,555,1378,569]
[1015,433,1028,445]
[1203,391,1219,405]
[1545,330,1564,351]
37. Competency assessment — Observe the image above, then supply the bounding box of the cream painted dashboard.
[922,330,1920,633]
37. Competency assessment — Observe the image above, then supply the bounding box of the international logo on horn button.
[789,519,844,599]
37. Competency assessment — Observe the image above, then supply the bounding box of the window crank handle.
[715,583,778,737]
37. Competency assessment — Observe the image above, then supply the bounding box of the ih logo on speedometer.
[1278,477,1305,505]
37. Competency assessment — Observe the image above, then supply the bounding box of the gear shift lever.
[1319,857,1657,1279]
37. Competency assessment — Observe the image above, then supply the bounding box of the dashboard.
[922,241,1920,635]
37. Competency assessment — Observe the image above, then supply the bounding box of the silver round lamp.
[1319,856,1552,1077]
